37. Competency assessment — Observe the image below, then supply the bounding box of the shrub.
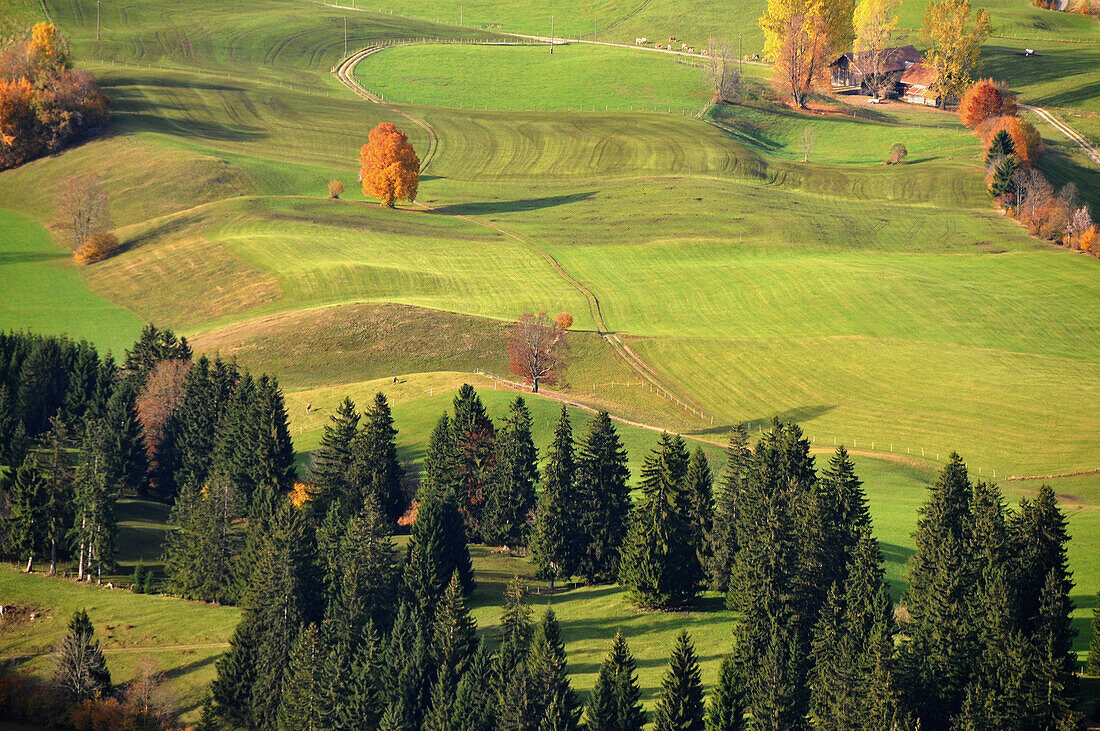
[958,78,1015,128]
[73,231,119,264]
[327,179,344,199]
[886,142,908,164]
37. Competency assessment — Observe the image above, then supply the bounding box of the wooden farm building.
[897,62,939,106]
[829,45,922,95]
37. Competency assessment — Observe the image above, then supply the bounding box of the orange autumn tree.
[959,78,1016,129]
[358,122,420,208]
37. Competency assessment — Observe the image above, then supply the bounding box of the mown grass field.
[0,0,1097,720]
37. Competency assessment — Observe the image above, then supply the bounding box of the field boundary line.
[0,642,230,660]
[334,41,714,421]
[1020,104,1099,165]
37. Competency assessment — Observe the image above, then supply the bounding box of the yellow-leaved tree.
[853,0,900,97]
[921,0,991,107]
[761,0,855,61]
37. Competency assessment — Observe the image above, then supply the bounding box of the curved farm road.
[1020,104,1100,165]
[335,42,712,419]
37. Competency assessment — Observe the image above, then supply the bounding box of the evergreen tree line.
[712,421,1081,730]
[0,329,165,576]
[202,470,743,731]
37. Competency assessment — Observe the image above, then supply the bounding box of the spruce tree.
[170,357,239,497]
[52,609,111,702]
[162,475,239,603]
[451,384,496,538]
[333,621,386,730]
[326,497,399,634]
[900,452,977,729]
[385,605,435,729]
[531,405,580,586]
[403,487,474,619]
[103,378,148,496]
[1013,485,1073,640]
[527,608,580,730]
[351,392,405,523]
[705,656,746,731]
[1031,566,1079,727]
[432,572,479,680]
[984,128,1016,164]
[36,415,75,574]
[574,412,631,583]
[277,624,324,731]
[989,155,1018,198]
[652,630,705,731]
[16,336,66,438]
[818,445,871,590]
[484,396,538,547]
[498,576,534,678]
[61,341,101,425]
[204,613,259,729]
[72,421,119,582]
[585,631,645,731]
[308,397,360,521]
[4,451,47,572]
[728,420,819,725]
[253,374,297,500]
[452,643,499,731]
[685,447,713,579]
[620,433,700,608]
[422,413,459,501]
[1089,589,1100,676]
[121,323,191,387]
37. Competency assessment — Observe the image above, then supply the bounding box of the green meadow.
[0,0,1097,719]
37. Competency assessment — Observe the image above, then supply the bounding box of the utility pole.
[738,32,742,75]
[550,15,554,54]
[97,0,101,41]
[460,5,463,25]
[594,19,597,42]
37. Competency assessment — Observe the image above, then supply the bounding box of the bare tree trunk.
[49,538,58,575]
[532,376,539,393]
[77,514,87,581]
[24,555,34,573]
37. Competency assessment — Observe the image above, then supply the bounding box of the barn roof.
[899,62,936,88]
[831,45,922,75]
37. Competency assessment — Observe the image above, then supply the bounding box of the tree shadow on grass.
[685,404,838,437]
[162,652,220,683]
[429,191,597,216]
[0,251,66,265]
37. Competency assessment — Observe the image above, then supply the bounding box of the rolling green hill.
[0,0,1097,720]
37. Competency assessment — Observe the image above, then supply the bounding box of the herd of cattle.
[634,36,702,53]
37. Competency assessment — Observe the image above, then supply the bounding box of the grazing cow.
[682,43,688,49]
[669,36,677,41]
[635,37,648,45]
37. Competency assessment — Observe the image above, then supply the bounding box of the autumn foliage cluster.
[960,77,1097,256]
[0,23,108,170]
[358,122,419,207]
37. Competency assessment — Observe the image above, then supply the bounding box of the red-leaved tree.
[508,311,570,393]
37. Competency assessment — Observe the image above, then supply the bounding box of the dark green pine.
[497,576,534,677]
[203,611,259,729]
[403,487,474,619]
[705,655,746,731]
[818,445,871,588]
[685,447,714,583]
[51,609,111,702]
[984,128,1016,164]
[276,624,324,731]
[451,384,496,538]
[121,323,191,386]
[484,396,539,547]
[619,432,698,609]
[334,620,386,730]
[527,608,580,728]
[4,452,47,571]
[103,378,148,496]
[652,630,705,731]
[1012,485,1073,638]
[171,357,240,497]
[351,392,405,523]
[573,411,631,584]
[452,643,498,731]
[327,497,398,634]
[1089,589,1100,676]
[1031,566,1079,727]
[16,336,66,438]
[531,404,579,585]
[421,413,459,501]
[989,155,1018,198]
[36,415,76,574]
[252,374,297,499]
[432,572,479,679]
[585,631,645,731]
[308,396,360,520]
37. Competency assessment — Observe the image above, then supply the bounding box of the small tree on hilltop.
[359,122,419,208]
[55,174,112,253]
[508,311,569,393]
[959,78,1015,129]
[328,180,344,199]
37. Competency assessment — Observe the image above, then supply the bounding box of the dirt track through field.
[334,41,712,420]
[1020,104,1100,165]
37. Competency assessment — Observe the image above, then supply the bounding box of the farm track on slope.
[334,41,712,418]
[1020,103,1100,165]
